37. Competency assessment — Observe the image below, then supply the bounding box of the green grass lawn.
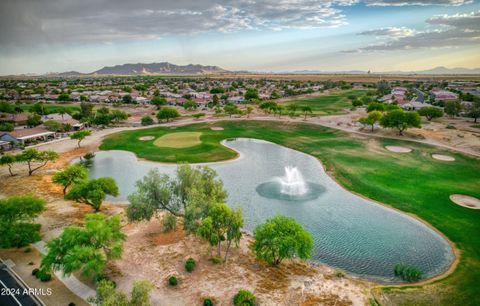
[101,120,480,305]
[283,90,366,115]
[153,131,202,148]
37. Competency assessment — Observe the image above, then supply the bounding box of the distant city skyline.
[0,0,479,75]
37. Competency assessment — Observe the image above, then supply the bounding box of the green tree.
[150,96,166,109]
[127,165,227,232]
[183,100,198,111]
[52,164,88,194]
[156,107,180,122]
[286,104,297,116]
[122,95,134,104]
[0,195,45,248]
[0,154,17,176]
[0,122,14,132]
[65,177,118,211]
[253,215,314,266]
[246,106,254,118]
[80,102,94,118]
[141,115,154,126]
[366,102,385,113]
[26,113,43,127]
[0,101,14,113]
[41,213,125,278]
[358,111,383,132]
[301,105,313,120]
[17,149,58,176]
[244,88,259,101]
[380,109,421,135]
[70,130,92,148]
[444,101,462,118]
[417,107,444,121]
[223,104,239,118]
[465,100,480,123]
[30,102,45,115]
[259,101,277,115]
[58,93,70,102]
[110,109,128,123]
[197,203,243,262]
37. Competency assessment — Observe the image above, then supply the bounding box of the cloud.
[359,27,416,38]
[0,0,354,48]
[363,0,471,6]
[427,10,480,30]
[348,10,480,52]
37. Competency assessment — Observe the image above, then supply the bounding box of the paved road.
[414,88,425,103]
[0,266,39,306]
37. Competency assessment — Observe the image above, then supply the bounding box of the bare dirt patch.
[210,127,224,131]
[432,154,455,161]
[450,194,480,209]
[139,136,155,141]
[385,146,412,153]
[112,218,370,306]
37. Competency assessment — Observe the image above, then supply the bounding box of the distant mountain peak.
[92,62,227,75]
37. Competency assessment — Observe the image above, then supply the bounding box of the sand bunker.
[139,136,155,141]
[432,154,455,161]
[211,127,224,131]
[450,194,480,209]
[385,146,412,153]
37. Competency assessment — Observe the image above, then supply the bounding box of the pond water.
[86,138,454,282]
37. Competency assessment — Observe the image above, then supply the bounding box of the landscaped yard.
[101,120,480,305]
[283,90,367,115]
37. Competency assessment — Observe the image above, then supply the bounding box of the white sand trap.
[450,194,480,209]
[211,127,224,131]
[385,146,412,153]
[139,136,155,141]
[432,154,455,161]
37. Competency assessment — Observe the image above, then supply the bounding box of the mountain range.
[8,63,480,77]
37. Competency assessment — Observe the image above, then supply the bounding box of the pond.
[86,138,454,283]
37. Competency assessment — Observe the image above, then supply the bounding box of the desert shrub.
[28,262,34,266]
[208,256,222,264]
[35,269,52,282]
[185,257,196,272]
[68,303,76,306]
[233,289,256,306]
[446,124,456,129]
[203,298,214,306]
[168,276,177,286]
[394,264,423,282]
[334,269,345,278]
[32,268,39,276]
[163,213,177,233]
[96,274,116,288]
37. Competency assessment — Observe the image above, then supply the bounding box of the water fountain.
[256,166,324,201]
[278,166,308,196]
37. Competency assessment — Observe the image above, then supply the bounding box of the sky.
[0,0,479,75]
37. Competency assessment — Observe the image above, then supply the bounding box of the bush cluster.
[168,276,177,286]
[233,289,256,306]
[162,214,177,232]
[203,298,213,306]
[185,257,196,273]
[394,264,423,282]
[32,268,52,282]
